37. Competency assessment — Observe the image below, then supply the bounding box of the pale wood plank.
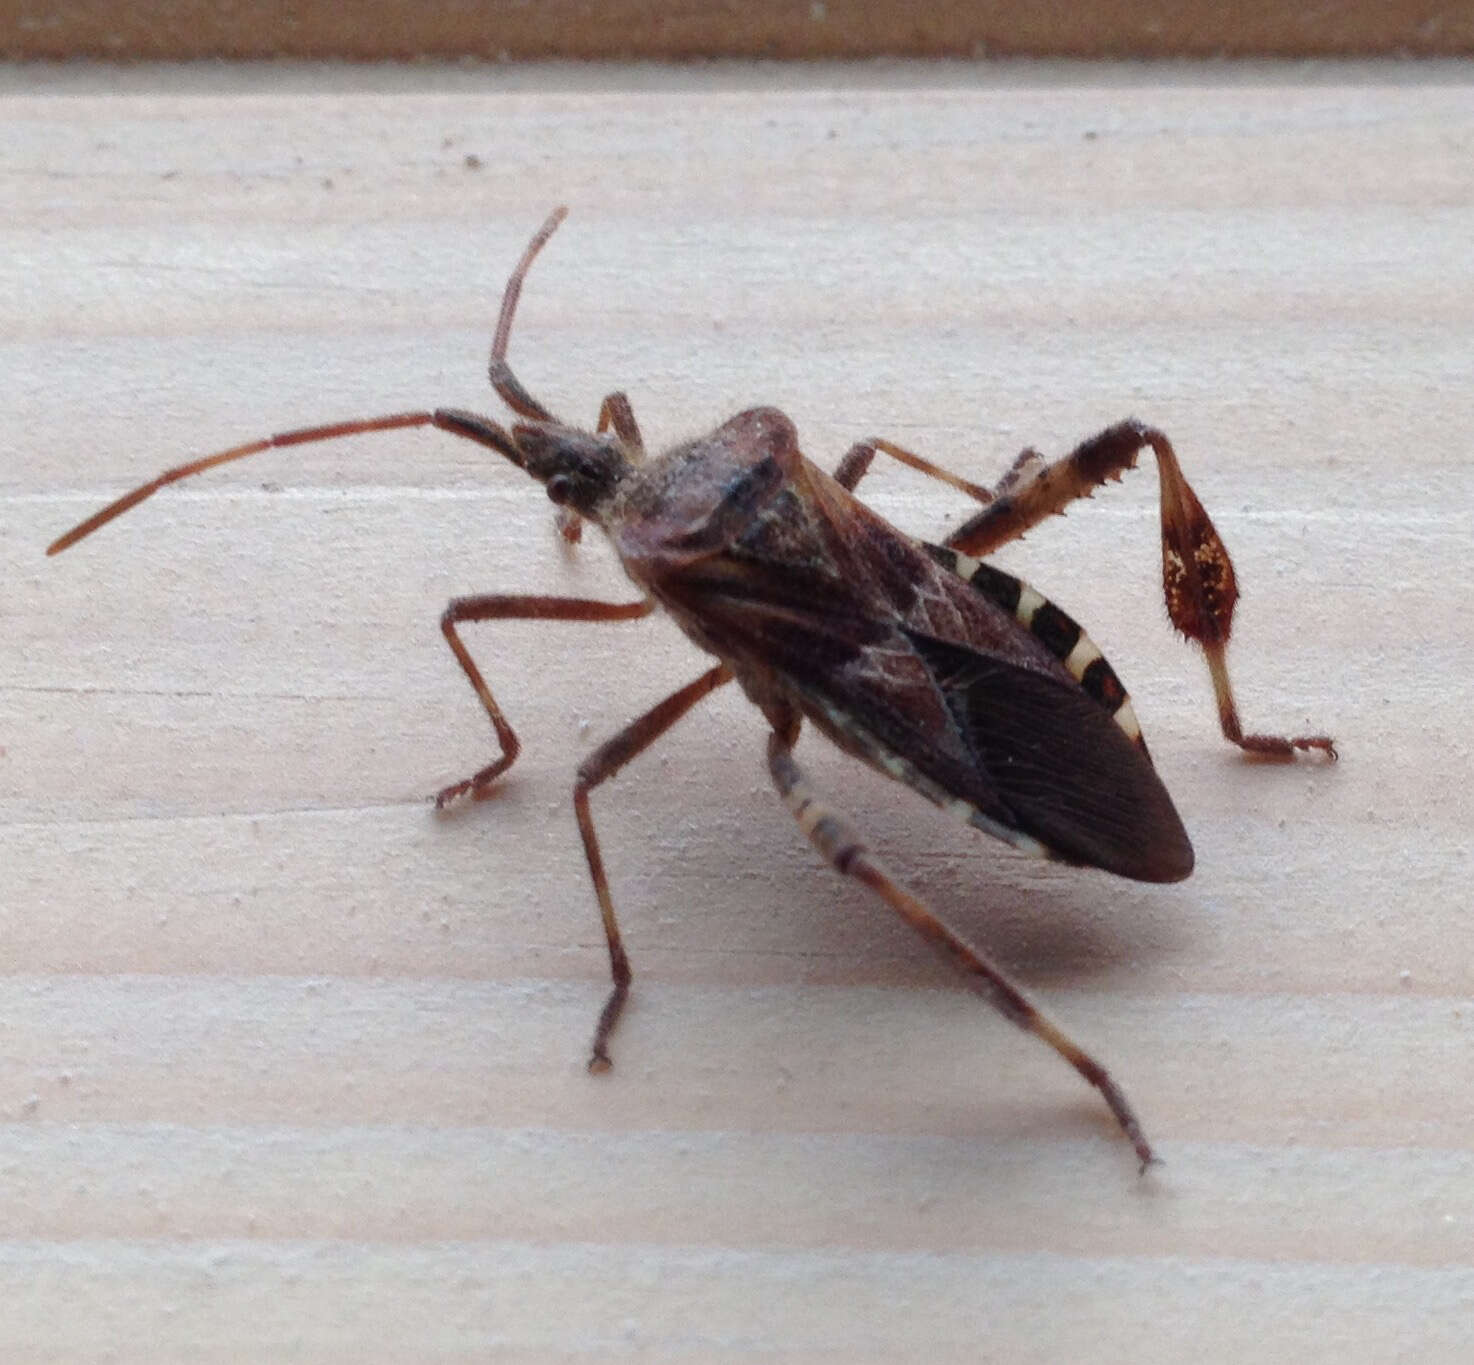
[4,64,1471,1363]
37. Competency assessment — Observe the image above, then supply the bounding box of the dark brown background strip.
[4,0,1472,61]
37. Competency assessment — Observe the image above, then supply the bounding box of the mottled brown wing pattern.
[643,455,1193,883]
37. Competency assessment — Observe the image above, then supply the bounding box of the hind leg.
[765,715,1155,1169]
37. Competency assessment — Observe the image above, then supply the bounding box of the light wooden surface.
[5,63,1473,1362]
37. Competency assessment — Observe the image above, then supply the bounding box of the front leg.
[435,593,654,806]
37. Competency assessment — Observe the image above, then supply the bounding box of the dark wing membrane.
[902,630,1193,882]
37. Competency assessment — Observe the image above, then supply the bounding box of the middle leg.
[833,435,995,502]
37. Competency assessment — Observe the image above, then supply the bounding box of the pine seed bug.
[48,206,1335,1169]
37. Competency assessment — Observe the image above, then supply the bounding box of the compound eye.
[545,474,573,506]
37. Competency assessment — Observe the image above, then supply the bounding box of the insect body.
[49,208,1334,1169]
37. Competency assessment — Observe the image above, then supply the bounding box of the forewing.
[636,451,1192,882]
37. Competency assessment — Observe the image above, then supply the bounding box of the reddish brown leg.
[597,391,644,456]
[765,720,1155,1169]
[435,595,654,807]
[577,664,735,1071]
[945,420,1334,760]
[833,436,994,502]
